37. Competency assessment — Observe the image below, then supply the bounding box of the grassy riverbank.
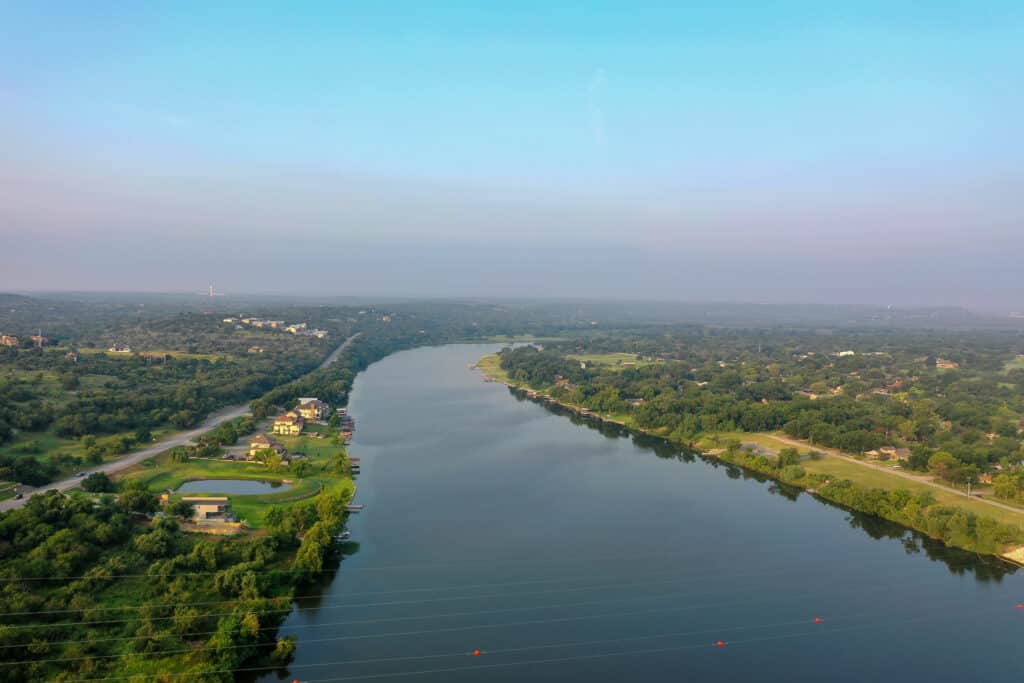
[476,353,1024,562]
[120,430,354,529]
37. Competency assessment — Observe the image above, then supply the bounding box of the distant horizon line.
[1,288,1016,317]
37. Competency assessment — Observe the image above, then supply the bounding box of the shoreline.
[474,354,1024,567]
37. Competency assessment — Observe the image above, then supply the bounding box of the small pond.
[175,479,291,495]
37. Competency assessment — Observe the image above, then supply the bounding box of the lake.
[176,479,291,495]
[257,344,1023,683]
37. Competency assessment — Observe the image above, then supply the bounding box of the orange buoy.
[716,640,725,648]
[473,649,481,656]
[814,617,822,623]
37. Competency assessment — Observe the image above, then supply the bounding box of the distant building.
[223,317,238,324]
[29,335,48,347]
[247,346,264,354]
[296,397,329,421]
[108,344,132,353]
[272,411,304,436]
[65,350,80,362]
[0,335,19,347]
[836,350,856,357]
[935,358,960,369]
[182,496,231,521]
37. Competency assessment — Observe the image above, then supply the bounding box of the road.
[0,333,360,511]
[769,433,1024,518]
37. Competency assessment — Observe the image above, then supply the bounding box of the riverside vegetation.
[0,297,606,680]
[3,296,1024,679]
[489,333,1024,559]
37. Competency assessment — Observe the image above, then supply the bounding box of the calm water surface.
[176,479,291,495]
[257,344,1023,683]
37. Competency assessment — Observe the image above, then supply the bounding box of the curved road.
[0,333,360,511]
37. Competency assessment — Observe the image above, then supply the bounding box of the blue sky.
[1,2,1022,309]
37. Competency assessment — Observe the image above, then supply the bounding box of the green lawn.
[0,426,174,479]
[566,352,663,370]
[0,482,17,501]
[77,347,229,361]
[480,335,569,343]
[700,431,1024,532]
[120,430,354,529]
[1003,356,1024,373]
[476,354,512,383]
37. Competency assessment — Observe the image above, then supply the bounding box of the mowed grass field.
[702,431,1024,533]
[1003,356,1024,373]
[78,347,230,361]
[566,352,663,370]
[476,354,512,383]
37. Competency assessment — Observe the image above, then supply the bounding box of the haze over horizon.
[2,2,1022,310]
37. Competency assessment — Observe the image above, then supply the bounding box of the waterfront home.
[0,335,18,347]
[247,434,287,460]
[272,411,304,436]
[108,344,132,353]
[297,397,330,421]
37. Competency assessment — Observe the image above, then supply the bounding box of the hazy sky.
[1,2,1022,310]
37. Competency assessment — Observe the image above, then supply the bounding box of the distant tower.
[209,284,215,297]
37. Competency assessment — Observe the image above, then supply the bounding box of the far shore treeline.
[493,328,1024,558]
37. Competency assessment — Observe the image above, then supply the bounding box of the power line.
[0,543,810,583]
[0,564,880,634]
[1,574,805,648]
[61,610,880,681]
[0,571,799,633]
[294,616,942,683]
[2,581,918,668]
[57,607,973,683]
[0,563,783,618]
